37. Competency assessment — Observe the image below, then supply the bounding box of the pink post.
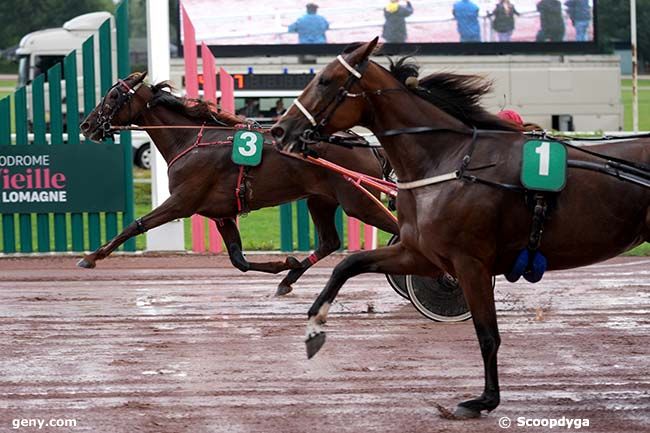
[219,67,235,114]
[201,43,223,253]
[347,217,361,251]
[363,224,376,250]
[182,4,205,252]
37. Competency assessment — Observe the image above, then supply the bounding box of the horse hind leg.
[216,217,301,274]
[276,197,341,296]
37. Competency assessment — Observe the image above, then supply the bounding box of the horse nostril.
[80,121,90,132]
[270,126,285,140]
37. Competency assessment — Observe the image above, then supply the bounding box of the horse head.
[271,38,380,152]
[80,71,148,142]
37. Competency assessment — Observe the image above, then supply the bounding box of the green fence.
[279,201,344,252]
[0,0,133,253]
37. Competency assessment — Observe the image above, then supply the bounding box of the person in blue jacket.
[288,3,329,44]
[453,0,482,42]
[565,0,591,41]
[382,1,414,43]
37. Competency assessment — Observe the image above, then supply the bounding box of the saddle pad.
[231,130,264,166]
[521,139,567,192]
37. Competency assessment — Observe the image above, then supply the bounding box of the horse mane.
[147,82,246,126]
[387,57,522,131]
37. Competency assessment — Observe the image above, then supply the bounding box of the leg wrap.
[135,218,147,234]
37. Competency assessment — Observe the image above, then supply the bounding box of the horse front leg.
[451,254,501,419]
[77,195,193,268]
[215,217,302,274]
[276,197,341,296]
[304,241,439,358]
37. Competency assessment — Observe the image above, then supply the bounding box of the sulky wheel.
[406,274,472,322]
[384,234,473,322]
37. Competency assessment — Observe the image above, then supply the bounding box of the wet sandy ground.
[0,254,648,433]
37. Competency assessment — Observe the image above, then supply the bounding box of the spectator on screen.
[488,0,520,42]
[536,0,565,42]
[288,3,329,44]
[237,98,260,118]
[565,0,591,41]
[382,1,414,43]
[269,99,286,119]
[453,0,481,42]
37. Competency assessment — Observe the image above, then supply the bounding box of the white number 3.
[238,131,258,157]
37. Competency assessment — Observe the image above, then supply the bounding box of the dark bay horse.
[79,72,398,295]
[271,39,650,418]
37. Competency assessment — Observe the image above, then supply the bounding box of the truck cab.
[15,11,152,168]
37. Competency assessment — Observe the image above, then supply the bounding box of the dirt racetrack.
[0,253,648,432]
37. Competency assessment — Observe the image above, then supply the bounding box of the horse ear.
[349,37,379,66]
[135,71,147,83]
[363,37,379,59]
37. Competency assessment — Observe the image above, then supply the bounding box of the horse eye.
[109,92,118,100]
[318,77,331,87]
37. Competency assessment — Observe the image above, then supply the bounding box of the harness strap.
[235,165,247,214]
[168,124,206,169]
[396,171,458,190]
[293,99,318,127]
[336,55,363,79]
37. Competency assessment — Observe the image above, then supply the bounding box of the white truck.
[15,11,151,168]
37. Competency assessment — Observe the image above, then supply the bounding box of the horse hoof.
[453,405,481,419]
[275,283,293,296]
[305,332,326,359]
[286,256,302,269]
[77,258,96,269]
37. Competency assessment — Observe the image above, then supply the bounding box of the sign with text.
[0,143,126,213]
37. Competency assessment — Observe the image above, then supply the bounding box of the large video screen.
[181,0,596,54]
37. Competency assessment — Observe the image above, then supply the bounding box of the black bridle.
[289,54,480,152]
[290,55,374,151]
[94,79,140,140]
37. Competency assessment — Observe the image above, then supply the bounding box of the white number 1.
[535,142,550,176]
[238,132,258,157]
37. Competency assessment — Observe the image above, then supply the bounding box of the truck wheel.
[135,143,151,169]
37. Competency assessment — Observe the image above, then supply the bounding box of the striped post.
[99,19,119,243]
[83,36,102,251]
[280,203,293,251]
[116,0,135,251]
[347,217,360,251]
[219,67,235,113]
[335,207,344,249]
[296,200,310,251]
[14,86,32,253]
[0,97,15,253]
[201,43,223,253]
[364,224,377,250]
[31,74,50,252]
[182,4,205,252]
[47,63,68,252]
[64,52,85,251]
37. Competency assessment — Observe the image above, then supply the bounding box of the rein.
[166,124,233,170]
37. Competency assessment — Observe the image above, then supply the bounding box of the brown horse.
[79,72,398,295]
[271,39,650,418]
